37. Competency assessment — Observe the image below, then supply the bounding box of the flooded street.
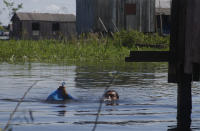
[0,62,200,131]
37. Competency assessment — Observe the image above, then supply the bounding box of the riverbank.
[0,30,169,64]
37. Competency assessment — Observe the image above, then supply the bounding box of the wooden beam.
[177,67,192,129]
[125,51,169,62]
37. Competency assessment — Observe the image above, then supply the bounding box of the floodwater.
[0,62,200,131]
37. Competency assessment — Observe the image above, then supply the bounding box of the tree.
[0,0,22,25]
[3,0,23,18]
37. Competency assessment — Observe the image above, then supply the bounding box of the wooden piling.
[125,0,200,129]
[177,66,192,129]
[169,0,192,128]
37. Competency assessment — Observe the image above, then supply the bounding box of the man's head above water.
[104,90,119,101]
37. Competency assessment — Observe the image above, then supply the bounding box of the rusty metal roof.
[13,12,76,22]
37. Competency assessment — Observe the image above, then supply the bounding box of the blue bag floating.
[46,89,74,101]
[46,82,74,101]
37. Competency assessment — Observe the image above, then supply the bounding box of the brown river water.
[0,62,200,131]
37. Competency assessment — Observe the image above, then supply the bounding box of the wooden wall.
[94,0,115,32]
[11,20,76,40]
[76,0,95,34]
[121,0,155,32]
[76,0,155,34]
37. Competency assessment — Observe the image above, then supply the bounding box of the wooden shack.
[76,0,155,34]
[10,12,76,40]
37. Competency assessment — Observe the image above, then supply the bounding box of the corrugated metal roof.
[14,12,76,22]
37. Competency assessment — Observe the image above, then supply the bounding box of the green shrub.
[0,30,169,64]
[113,30,169,48]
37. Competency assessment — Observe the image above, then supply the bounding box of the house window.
[52,23,60,31]
[125,4,136,15]
[52,23,60,35]
[32,22,40,36]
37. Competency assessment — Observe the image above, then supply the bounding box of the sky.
[0,0,170,26]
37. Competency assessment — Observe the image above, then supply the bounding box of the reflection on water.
[0,62,200,131]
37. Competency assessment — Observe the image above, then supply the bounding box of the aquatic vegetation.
[0,30,169,64]
[113,30,169,49]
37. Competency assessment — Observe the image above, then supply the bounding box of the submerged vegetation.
[0,30,169,64]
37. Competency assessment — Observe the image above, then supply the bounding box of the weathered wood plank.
[76,0,155,34]
[125,51,169,62]
[135,43,167,48]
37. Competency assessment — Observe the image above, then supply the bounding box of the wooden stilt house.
[10,12,76,40]
[76,0,155,34]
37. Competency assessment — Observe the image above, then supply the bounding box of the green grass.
[0,30,169,64]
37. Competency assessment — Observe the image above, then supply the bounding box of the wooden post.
[177,66,192,129]
[159,14,163,35]
[170,0,192,129]
[170,0,192,127]
[126,0,194,129]
[159,0,163,35]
